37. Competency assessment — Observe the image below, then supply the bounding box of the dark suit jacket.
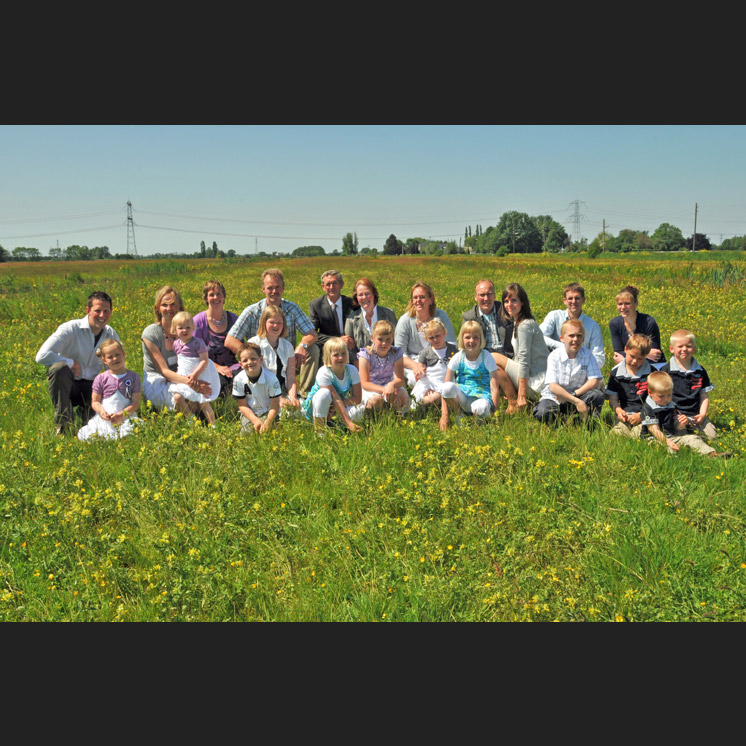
[309,294,355,347]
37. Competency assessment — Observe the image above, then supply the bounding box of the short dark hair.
[87,291,112,309]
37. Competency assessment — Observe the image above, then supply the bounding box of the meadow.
[1,251,745,622]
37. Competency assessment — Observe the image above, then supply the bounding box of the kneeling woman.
[439,320,499,430]
[302,337,365,433]
[492,283,548,414]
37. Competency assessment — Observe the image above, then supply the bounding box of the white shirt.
[540,309,605,370]
[540,345,602,403]
[232,367,281,416]
[36,316,120,380]
[327,298,344,335]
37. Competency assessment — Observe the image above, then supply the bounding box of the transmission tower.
[126,201,138,256]
[566,200,589,244]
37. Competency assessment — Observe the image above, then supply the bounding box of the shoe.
[708,451,734,458]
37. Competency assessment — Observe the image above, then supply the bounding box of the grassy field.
[1,252,745,621]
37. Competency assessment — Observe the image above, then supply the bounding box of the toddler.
[77,339,141,441]
[411,318,458,408]
[606,334,654,438]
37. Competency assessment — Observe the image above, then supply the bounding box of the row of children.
[75,300,732,458]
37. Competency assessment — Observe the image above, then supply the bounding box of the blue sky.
[1,124,744,255]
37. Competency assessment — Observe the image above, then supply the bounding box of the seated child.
[302,337,365,433]
[606,333,654,438]
[232,342,281,434]
[357,320,410,414]
[661,329,717,440]
[439,320,499,430]
[533,319,604,423]
[411,318,458,408]
[168,310,220,425]
[77,339,141,441]
[249,303,301,415]
[641,371,731,457]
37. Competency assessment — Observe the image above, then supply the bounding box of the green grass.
[1,252,745,621]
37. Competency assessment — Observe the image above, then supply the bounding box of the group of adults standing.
[35,265,666,432]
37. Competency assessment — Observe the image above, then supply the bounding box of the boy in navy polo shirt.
[606,334,653,438]
[661,329,717,440]
[641,371,731,457]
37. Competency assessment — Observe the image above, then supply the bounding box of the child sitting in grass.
[641,371,731,457]
[77,339,141,441]
[358,320,410,414]
[410,318,458,409]
[439,320,499,430]
[302,337,365,433]
[661,329,718,441]
[606,333,654,438]
[533,319,604,423]
[249,303,301,415]
[232,342,281,434]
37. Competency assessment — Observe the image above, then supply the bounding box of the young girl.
[439,320,499,430]
[357,320,410,414]
[77,340,141,441]
[410,318,458,408]
[168,311,221,425]
[249,304,301,414]
[302,337,365,433]
[232,342,281,434]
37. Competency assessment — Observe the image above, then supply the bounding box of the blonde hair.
[560,318,585,337]
[458,320,485,350]
[170,311,194,334]
[96,339,124,359]
[405,282,436,318]
[670,329,696,346]
[422,318,447,339]
[322,337,349,367]
[647,370,673,395]
[153,285,184,323]
[367,320,395,355]
[257,304,288,338]
[625,333,652,356]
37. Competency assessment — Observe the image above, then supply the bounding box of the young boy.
[641,371,731,457]
[606,333,654,438]
[533,319,604,423]
[232,342,281,434]
[661,329,717,440]
[411,318,458,407]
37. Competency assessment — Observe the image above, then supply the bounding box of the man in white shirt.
[539,282,605,370]
[35,291,120,434]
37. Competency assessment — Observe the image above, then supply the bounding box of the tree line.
[3,210,745,262]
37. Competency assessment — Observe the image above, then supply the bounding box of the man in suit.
[297,270,356,397]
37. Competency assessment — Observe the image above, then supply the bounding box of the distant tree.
[404,238,421,254]
[359,247,378,256]
[718,235,746,251]
[383,234,401,255]
[686,233,712,251]
[587,243,602,259]
[0,244,7,262]
[292,245,326,257]
[48,246,62,260]
[65,245,92,260]
[12,247,29,260]
[200,240,206,257]
[651,223,685,252]
[212,241,219,258]
[494,211,542,253]
[533,215,570,252]
[341,232,358,255]
[226,249,236,257]
[91,246,111,260]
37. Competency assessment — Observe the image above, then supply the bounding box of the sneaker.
[708,451,734,458]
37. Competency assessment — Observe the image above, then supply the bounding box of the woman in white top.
[492,283,548,414]
[394,282,457,387]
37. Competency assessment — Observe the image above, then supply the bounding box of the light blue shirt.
[539,309,605,370]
